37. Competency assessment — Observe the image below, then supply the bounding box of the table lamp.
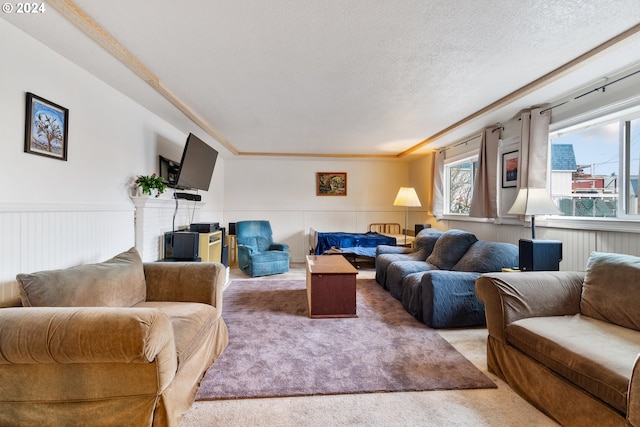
[393,187,422,245]
[507,187,561,239]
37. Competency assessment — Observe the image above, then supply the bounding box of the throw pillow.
[426,229,478,270]
[581,251,640,331]
[412,229,443,255]
[16,247,146,307]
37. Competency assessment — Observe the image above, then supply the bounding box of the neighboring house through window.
[550,109,640,218]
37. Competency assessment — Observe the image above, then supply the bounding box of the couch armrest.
[143,262,226,313]
[421,270,484,328]
[0,307,176,374]
[376,245,412,256]
[270,242,289,251]
[475,271,584,343]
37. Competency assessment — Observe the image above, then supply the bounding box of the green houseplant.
[135,173,167,197]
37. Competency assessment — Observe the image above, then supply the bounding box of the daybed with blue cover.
[308,224,405,265]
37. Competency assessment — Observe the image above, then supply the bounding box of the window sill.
[440,214,495,223]
[540,216,640,233]
[440,214,640,233]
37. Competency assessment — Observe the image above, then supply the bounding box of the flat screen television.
[161,133,218,191]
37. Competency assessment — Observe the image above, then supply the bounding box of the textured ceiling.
[3,0,640,158]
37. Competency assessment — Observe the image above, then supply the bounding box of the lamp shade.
[507,188,561,216]
[393,187,422,207]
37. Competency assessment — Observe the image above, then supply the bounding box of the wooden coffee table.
[305,255,358,318]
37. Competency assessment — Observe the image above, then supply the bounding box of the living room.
[2,2,640,426]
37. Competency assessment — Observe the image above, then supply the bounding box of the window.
[444,157,478,214]
[550,109,640,218]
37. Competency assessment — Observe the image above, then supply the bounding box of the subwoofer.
[518,239,562,271]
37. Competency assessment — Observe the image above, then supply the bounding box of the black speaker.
[221,245,229,267]
[164,232,199,260]
[229,222,236,235]
[519,239,562,271]
[415,224,431,236]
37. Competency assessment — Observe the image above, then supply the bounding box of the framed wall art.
[316,172,347,196]
[24,92,69,161]
[502,150,519,188]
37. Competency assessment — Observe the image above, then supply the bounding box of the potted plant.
[134,173,167,197]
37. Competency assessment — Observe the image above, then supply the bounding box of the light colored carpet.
[180,264,559,427]
[196,278,495,400]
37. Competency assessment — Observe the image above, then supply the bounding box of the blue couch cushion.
[375,248,430,289]
[413,229,443,253]
[386,261,432,300]
[452,241,518,273]
[426,230,478,270]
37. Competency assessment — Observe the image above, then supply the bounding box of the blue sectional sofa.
[375,229,518,328]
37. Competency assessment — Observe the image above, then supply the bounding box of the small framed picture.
[24,92,69,161]
[316,172,347,196]
[502,150,519,188]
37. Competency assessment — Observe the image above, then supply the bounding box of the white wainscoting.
[0,203,135,303]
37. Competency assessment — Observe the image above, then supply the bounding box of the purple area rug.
[196,279,495,400]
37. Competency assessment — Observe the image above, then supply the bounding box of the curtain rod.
[439,125,502,152]
[540,68,640,115]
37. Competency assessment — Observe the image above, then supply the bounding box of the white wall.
[0,20,224,301]
[223,157,421,261]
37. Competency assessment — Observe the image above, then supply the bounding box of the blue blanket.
[315,232,396,256]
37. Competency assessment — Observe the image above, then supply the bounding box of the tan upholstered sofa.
[476,251,640,427]
[0,247,229,427]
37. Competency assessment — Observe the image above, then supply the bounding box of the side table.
[305,255,358,318]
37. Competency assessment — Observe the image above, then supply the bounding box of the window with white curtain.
[444,156,479,215]
[549,106,640,218]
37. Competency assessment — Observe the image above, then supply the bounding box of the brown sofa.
[476,251,640,427]
[0,247,229,427]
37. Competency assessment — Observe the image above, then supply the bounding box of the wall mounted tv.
[159,133,218,191]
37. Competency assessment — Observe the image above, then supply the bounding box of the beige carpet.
[180,264,559,427]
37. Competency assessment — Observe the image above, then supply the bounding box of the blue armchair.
[236,220,290,277]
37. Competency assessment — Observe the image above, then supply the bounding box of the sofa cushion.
[506,314,640,414]
[581,251,640,331]
[426,230,478,270]
[136,301,218,368]
[16,247,146,308]
[413,229,443,254]
[452,241,519,273]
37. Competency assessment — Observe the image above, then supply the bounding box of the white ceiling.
[3,1,640,159]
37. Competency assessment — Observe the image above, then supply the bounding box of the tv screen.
[158,155,181,188]
[175,133,218,191]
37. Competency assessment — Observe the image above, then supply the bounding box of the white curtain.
[431,150,445,220]
[519,105,551,188]
[469,127,500,218]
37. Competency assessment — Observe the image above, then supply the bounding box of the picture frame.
[24,92,69,161]
[502,150,519,188]
[316,172,347,196]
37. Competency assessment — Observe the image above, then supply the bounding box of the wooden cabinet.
[227,234,237,266]
[198,230,222,263]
